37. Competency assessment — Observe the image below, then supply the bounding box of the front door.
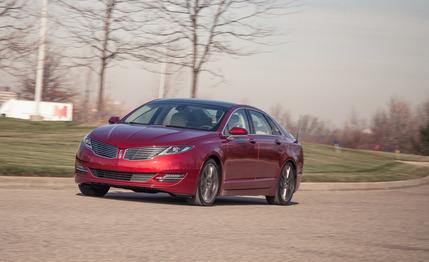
[222,109,259,190]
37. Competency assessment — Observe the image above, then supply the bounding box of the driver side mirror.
[229,127,248,136]
[108,116,120,124]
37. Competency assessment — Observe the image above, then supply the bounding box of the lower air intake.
[91,169,155,182]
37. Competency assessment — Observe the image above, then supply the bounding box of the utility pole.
[32,0,48,120]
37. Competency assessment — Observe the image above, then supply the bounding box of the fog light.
[155,174,185,182]
[75,161,88,173]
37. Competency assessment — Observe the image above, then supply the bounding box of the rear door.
[247,110,282,188]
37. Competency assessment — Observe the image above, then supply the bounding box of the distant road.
[1,184,428,261]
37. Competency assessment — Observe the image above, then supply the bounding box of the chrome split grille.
[124,146,168,160]
[91,139,118,159]
[91,169,155,182]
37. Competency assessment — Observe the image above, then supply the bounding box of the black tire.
[266,162,296,205]
[187,159,220,206]
[78,183,110,197]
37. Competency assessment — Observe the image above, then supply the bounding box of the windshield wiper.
[127,122,149,125]
[165,125,210,131]
[164,125,188,129]
[127,123,170,128]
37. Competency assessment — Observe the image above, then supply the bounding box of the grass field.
[1,118,428,182]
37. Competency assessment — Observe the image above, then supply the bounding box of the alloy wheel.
[280,165,295,202]
[199,162,219,204]
[266,162,296,205]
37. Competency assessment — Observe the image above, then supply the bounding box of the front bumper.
[74,145,200,196]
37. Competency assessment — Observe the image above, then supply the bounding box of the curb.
[300,175,429,191]
[1,175,429,191]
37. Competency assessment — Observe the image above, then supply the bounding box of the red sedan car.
[75,99,303,206]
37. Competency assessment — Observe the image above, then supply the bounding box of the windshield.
[122,103,227,131]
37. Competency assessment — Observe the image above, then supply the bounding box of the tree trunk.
[191,2,198,98]
[97,58,106,114]
[191,69,199,98]
[97,0,114,114]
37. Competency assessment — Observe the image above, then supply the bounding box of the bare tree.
[0,0,33,74]
[269,104,333,144]
[418,121,429,155]
[270,104,296,133]
[297,115,332,144]
[416,98,429,128]
[19,50,75,102]
[371,109,388,148]
[340,110,371,149]
[153,0,294,98]
[55,0,161,114]
[371,98,418,153]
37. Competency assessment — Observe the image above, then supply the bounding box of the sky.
[102,0,429,126]
[4,0,429,126]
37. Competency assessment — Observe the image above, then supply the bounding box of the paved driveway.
[0,184,428,261]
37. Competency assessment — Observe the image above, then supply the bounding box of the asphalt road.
[1,184,428,262]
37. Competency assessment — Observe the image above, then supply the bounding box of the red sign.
[54,106,68,118]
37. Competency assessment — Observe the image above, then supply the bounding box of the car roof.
[151,98,239,109]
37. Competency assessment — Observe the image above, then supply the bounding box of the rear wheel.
[187,159,220,206]
[266,162,296,205]
[78,183,110,197]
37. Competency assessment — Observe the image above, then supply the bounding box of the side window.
[249,110,272,135]
[225,109,250,135]
[266,116,282,136]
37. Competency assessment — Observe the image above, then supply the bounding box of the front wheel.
[266,162,296,205]
[78,183,110,197]
[187,159,220,206]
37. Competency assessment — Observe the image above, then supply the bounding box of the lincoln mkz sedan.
[75,99,304,206]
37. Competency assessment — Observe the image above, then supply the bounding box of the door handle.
[249,139,256,144]
[275,139,282,145]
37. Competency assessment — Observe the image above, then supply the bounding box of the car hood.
[89,124,215,148]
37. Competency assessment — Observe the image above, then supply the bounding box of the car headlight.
[82,135,92,150]
[158,145,193,156]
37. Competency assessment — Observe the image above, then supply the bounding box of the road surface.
[0,184,428,262]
